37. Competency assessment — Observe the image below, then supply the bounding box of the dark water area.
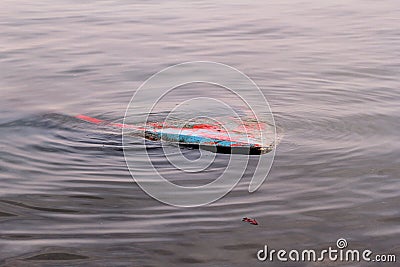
[1,1,400,266]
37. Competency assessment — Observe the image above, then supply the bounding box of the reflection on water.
[1,0,400,266]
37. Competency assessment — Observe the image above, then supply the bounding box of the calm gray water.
[1,1,400,266]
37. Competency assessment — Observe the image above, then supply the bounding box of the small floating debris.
[242,217,258,225]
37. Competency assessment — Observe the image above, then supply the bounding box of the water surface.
[1,1,399,266]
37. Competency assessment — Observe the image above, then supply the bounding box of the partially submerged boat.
[76,114,274,155]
